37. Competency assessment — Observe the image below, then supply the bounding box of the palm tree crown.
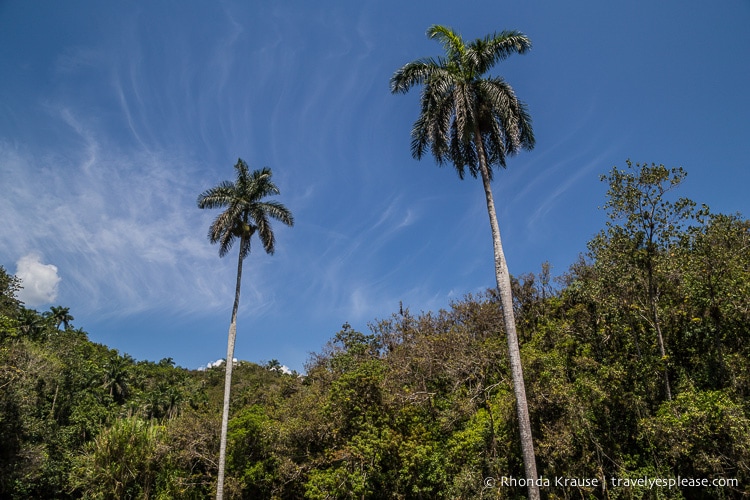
[49,305,74,330]
[197,159,294,259]
[390,25,535,179]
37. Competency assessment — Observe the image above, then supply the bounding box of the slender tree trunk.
[216,238,245,500]
[650,292,672,400]
[474,130,540,500]
[646,252,671,400]
[49,383,59,420]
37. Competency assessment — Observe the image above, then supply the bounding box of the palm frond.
[479,78,535,155]
[255,212,275,254]
[470,31,531,75]
[426,25,466,62]
[196,182,236,209]
[390,58,441,94]
[258,201,294,226]
[411,82,453,165]
[234,158,251,184]
[217,222,236,258]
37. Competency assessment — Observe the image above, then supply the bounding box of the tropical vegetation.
[2,161,749,498]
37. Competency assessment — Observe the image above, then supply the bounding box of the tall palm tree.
[391,25,539,499]
[197,158,294,500]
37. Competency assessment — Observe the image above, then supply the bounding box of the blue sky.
[2,1,748,372]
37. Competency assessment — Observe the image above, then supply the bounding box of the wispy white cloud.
[0,107,232,317]
[54,46,105,76]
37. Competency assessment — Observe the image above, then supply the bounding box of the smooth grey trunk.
[216,237,245,500]
[475,130,540,500]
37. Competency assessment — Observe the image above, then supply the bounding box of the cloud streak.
[0,109,230,317]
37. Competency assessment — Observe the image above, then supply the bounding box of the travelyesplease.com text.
[485,475,739,490]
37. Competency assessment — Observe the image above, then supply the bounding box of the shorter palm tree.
[18,308,44,339]
[197,158,293,500]
[102,355,131,403]
[49,306,74,330]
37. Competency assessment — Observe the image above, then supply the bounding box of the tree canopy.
[2,162,749,498]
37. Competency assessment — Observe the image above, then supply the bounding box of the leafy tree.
[667,211,750,393]
[160,409,219,498]
[596,161,698,400]
[197,158,294,500]
[0,266,22,319]
[640,389,750,487]
[391,24,539,498]
[264,358,282,372]
[226,405,278,498]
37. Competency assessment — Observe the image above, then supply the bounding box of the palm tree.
[18,308,44,340]
[49,305,74,330]
[391,25,539,499]
[102,355,130,403]
[197,158,294,500]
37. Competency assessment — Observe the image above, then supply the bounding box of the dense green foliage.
[2,162,749,498]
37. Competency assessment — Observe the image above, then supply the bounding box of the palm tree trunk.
[216,237,245,500]
[474,131,540,500]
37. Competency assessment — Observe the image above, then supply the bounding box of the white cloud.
[15,254,61,307]
[197,358,239,371]
[197,359,295,374]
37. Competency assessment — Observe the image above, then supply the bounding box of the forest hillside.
[2,163,749,498]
